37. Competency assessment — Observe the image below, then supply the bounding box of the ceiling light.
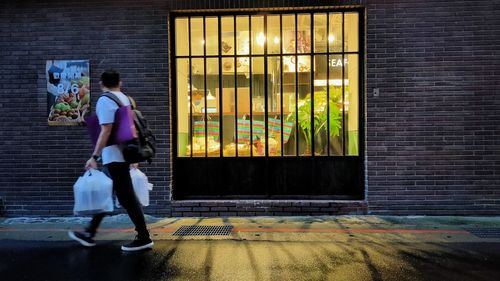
[256,32,265,46]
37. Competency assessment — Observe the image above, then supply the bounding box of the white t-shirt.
[96,91,131,165]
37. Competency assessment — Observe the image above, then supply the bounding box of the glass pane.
[221,16,235,55]
[191,17,204,56]
[345,12,359,52]
[267,15,280,54]
[282,15,295,54]
[346,54,359,155]
[329,54,344,156]
[175,18,189,56]
[283,56,297,156]
[251,16,264,55]
[267,56,282,157]
[313,55,327,156]
[236,16,250,55]
[329,13,342,52]
[237,56,251,156]
[221,57,236,157]
[251,57,265,156]
[175,12,360,159]
[191,58,205,157]
[297,14,311,54]
[205,17,218,56]
[206,58,220,157]
[177,58,190,157]
[297,55,311,156]
[314,13,327,53]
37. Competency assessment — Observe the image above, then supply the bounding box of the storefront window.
[190,57,205,157]
[236,16,249,55]
[175,18,189,56]
[329,13,342,53]
[314,13,327,53]
[267,56,281,157]
[190,17,204,56]
[267,15,280,55]
[221,57,236,156]
[221,16,234,56]
[282,15,295,54]
[328,54,344,156]
[205,17,219,56]
[174,11,360,157]
[176,58,189,156]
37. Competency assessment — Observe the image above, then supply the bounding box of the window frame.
[171,8,364,159]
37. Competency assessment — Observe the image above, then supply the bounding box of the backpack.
[102,92,156,164]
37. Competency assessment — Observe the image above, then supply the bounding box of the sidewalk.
[1,215,499,243]
[1,215,500,281]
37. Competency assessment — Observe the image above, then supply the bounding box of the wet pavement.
[1,215,500,281]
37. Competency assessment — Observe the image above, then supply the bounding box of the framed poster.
[46,60,90,126]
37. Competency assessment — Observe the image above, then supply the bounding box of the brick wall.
[1,0,499,217]
[0,0,172,216]
[366,0,500,215]
[171,201,367,217]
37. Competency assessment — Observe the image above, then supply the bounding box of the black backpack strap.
[101,92,124,107]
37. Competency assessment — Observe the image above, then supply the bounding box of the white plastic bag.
[73,169,114,215]
[116,168,152,208]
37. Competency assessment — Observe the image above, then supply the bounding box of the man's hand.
[85,158,98,170]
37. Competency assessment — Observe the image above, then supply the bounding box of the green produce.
[80,94,90,105]
[54,102,67,110]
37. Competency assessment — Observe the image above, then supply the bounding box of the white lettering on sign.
[61,71,82,80]
[329,58,348,67]
[57,83,80,95]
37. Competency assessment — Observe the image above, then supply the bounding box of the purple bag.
[85,105,137,146]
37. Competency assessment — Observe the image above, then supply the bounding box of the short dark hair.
[100,69,120,88]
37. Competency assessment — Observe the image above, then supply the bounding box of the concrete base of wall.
[171,200,368,217]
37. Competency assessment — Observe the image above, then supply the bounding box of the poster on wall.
[46,60,90,126]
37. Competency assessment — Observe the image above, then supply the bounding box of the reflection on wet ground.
[1,239,499,281]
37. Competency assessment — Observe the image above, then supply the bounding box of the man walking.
[69,69,153,251]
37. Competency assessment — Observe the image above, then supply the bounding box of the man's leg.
[69,212,104,247]
[108,162,150,239]
[85,213,106,237]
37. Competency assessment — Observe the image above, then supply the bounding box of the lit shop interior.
[172,11,363,198]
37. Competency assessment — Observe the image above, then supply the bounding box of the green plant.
[286,86,344,154]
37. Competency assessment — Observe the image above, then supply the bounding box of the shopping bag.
[85,105,137,147]
[73,169,114,215]
[116,168,152,208]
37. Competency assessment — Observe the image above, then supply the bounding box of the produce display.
[186,137,221,156]
[48,76,90,125]
[223,143,253,156]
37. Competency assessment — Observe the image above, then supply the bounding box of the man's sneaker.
[121,236,154,252]
[68,231,96,247]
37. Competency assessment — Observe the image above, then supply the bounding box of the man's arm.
[85,123,113,170]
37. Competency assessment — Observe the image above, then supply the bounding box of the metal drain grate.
[173,225,233,236]
[466,228,500,238]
